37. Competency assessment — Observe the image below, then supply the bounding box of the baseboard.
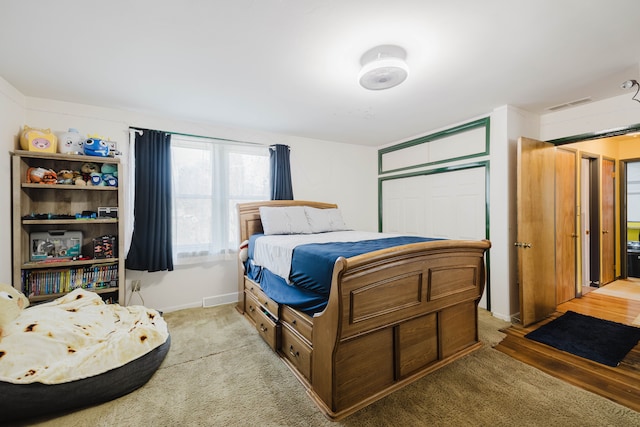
[202,292,238,308]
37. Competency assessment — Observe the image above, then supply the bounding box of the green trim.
[378,117,490,174]
[548,122,640,146]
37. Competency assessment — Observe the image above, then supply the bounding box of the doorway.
[623,160,640,278]
[518,129,640,325]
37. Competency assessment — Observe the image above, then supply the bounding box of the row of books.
[22,263,118,296]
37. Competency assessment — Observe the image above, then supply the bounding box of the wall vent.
[203,292,237,308]
[547,97,593,111]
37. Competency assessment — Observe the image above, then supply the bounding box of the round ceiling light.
[358,45,409,91]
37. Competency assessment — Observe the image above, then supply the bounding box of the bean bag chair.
[0,285,170,423]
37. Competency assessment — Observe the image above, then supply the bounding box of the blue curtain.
[270,144,294,200]
[126,129,174,272]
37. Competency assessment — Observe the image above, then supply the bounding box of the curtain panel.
[269,144,294,200]
[126,129,174,272]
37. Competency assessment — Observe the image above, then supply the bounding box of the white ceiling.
[1,0,640,146]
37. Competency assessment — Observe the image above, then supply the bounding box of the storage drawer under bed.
[281,305,313,345]
[280,324,312,382]
[252,301,280,351]
[244,277,279,319]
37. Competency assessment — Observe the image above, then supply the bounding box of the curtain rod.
[128,126,266,147]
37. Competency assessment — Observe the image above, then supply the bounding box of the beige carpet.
[19,305,640,427]
[592,279,640,302]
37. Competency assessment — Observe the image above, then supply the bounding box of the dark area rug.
[525,311,640,367]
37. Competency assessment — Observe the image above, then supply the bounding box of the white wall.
[13,95,377,313]
[540,93,640,141]
[0,76,26,284]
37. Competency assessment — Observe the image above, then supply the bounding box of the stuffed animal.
[83,138,109,157]
[81,162,100,184]
[101,163,117,177]
[27,167,58,184]
[20,125,58,153]
[90,172,103,186]
[0,283,29,339]
[56,128,84,155]
[56,169,75,185]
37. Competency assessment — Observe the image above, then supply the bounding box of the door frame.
[619,157,640,278]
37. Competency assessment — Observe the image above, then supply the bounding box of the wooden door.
[601,158,615,284]
[517,137,556,326]
[556,148,577,303]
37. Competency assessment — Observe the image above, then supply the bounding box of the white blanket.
[252,230,398,283]
[0,289,169,385]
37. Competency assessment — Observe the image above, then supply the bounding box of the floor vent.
[203,293,237,308]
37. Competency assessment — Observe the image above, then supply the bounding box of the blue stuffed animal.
[83,138,109,157]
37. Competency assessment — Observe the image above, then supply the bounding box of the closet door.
[555,148,577,304]
[601,158,615,285]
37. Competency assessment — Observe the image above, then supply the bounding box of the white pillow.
[305,207,348,233]
[259,206,312,235]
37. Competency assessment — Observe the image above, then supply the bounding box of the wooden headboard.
[237,200,338,242]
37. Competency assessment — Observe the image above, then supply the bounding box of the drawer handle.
[248,305,255,313]
[292,319,297,326]
[259,324,268,333]
[289,345,299,358]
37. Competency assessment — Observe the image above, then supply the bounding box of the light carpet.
[592,279,640,302]
[17,305,640,427]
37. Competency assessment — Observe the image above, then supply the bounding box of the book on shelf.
[22,263,119,296]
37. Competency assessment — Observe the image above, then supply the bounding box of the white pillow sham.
[259,206,349,235]
[305,207,348,233]
[259,206,312,235]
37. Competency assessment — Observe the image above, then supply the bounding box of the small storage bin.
[30,230,82,261]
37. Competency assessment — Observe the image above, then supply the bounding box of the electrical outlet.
[132,280,141,292]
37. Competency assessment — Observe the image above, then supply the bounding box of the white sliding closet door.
[382,167,486,240]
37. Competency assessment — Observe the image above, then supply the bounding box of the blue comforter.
[247,234,440,315]
[289,236,436,295]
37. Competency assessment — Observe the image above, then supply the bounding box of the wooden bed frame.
[236,200,491,420]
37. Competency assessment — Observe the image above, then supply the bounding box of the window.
[171,135,269,264]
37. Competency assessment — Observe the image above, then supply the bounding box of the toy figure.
[56,128,84,154]
[20,125,58,153]
[83,138,109,157]
[80,162,100,184]
[27,167,57,184]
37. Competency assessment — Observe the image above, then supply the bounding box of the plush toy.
[83,138,110,157]
[90,172,103,186]
[56,169,75,185]
[20,125,58,153]
[81,162,100,184]
[101,163,118,177]
[56,128,84,155]
[239,240,249,262]
[102,174,118,187]
[27,167,58,184]
[0,283,29,339]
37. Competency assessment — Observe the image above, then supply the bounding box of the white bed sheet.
[252,230,398,283]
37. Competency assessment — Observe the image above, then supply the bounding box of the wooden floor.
[495,280,640,413]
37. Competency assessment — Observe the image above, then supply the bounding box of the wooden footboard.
[236,201,490,420]
[311,239,490,419]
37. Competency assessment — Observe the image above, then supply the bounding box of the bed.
[237,200,491,420]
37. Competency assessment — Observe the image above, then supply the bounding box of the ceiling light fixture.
[358,45,409,90]
[621,79,640,103]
